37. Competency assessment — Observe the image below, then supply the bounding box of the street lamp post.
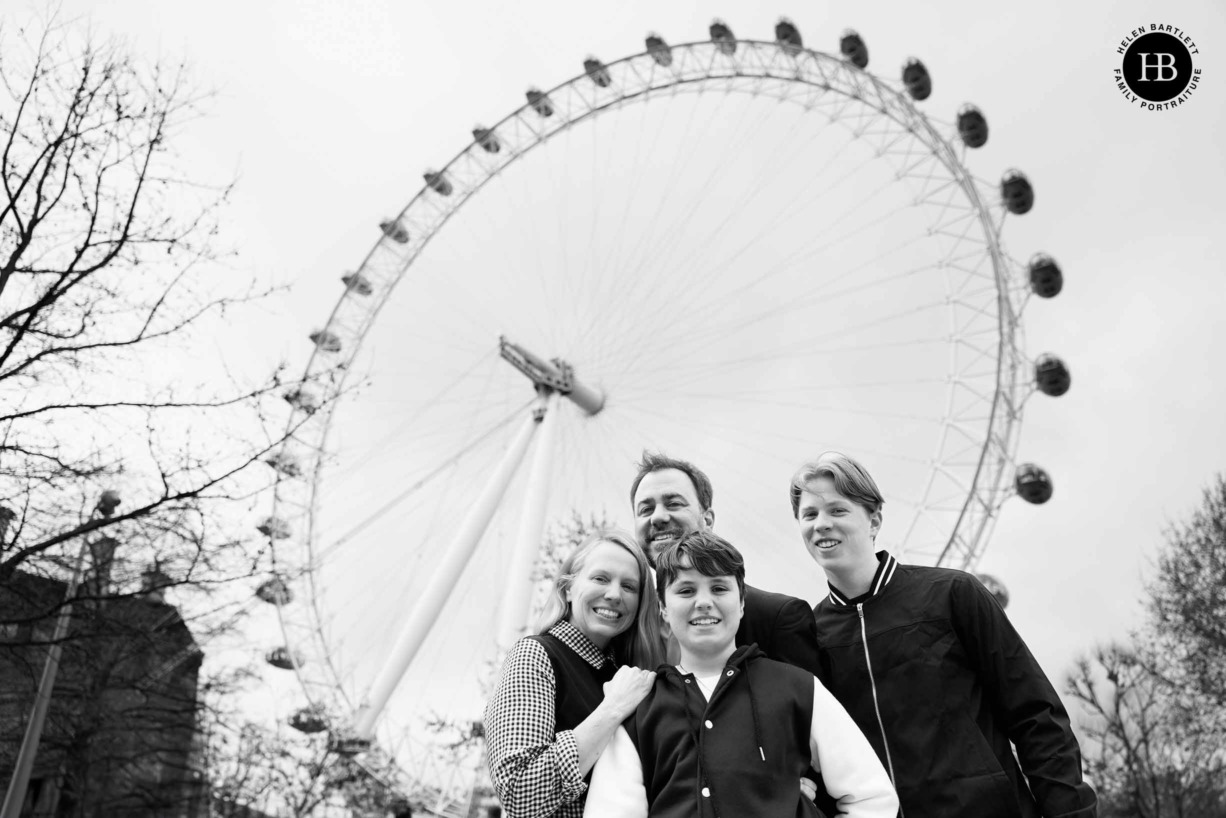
[1,490,121,818]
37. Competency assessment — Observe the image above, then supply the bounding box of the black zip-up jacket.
[814,552,1097,818]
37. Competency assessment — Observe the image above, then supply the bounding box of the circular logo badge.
[1114,25,1202,110]
[1123,33,1192,100]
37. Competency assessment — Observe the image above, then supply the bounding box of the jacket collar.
[825,551,898,606]
[659,642,764,679]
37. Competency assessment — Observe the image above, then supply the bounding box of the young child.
[583,531,897,818]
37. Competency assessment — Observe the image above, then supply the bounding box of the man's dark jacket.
[814,553,1097,818]
[737,583,821,676]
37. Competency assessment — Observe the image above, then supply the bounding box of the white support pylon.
[497,390,561,650]
[350,404,541,740]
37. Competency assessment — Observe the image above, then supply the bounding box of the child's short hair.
[654,530,746,602]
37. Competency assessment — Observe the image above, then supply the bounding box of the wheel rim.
[264,36,1028,809]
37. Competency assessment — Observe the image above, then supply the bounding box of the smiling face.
[796,475,882,577]
[633,468,714,565]
[661,561,744,660]
[565,541,642,649]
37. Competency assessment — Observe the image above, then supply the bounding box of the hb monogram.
[1137,53,1178,81]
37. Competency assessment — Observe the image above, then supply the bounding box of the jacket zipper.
[858,602,903,817]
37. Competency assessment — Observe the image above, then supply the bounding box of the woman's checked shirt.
[485,620,617,818]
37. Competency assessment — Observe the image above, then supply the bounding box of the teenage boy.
[792,451,1097,818]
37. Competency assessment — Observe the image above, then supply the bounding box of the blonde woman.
[485,530,666,818]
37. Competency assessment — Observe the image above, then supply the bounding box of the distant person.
[790,451,1098,818]
[484,530,666,818]
[582,531,898,818]
[630,451,820,675]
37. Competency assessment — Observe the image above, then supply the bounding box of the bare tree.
[1148,475,1226,710]
[0,14,336,815]
[0,7,347,610]
[0,12,308,589]
[207,714,405,818]
[1067,645,1226,818]
[1066,475,1226,818]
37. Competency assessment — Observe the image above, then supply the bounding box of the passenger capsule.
[646,34,673,66]
[266,647,303,670]
[309,329,341,353]
[584,57,612,88]
[775,18,803,56]
[342,271,373,296]
[265,450,302,478]
[710,20,736,55]
[379,219,410,244]
[330,731,373,756]
[1028,254,1063,298]
[472,126,501,153]
[526,88,554,117]
[902,58,931,101]
[840,30,868,69]
[255,576,293,605]
[1034,354,1072,397]
[976,574,1010,609]
[424,170,452,196]
[1001,170,1034,215]
[957,105,988,148]
[256,516,292,539]
[1014,463,1053,505]
[283,385,321,415]
[289,705,328,734]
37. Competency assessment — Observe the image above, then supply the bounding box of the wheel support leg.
[497,390,561,650]
[351,402,541,739]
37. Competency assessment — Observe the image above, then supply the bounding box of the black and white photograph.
[3,1,1223,816]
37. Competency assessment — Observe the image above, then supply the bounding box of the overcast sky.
[35,0,1226,770]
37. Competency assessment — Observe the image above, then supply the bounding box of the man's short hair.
[654,530,745,602]
[630,451,714,510]
[789,451,885,518]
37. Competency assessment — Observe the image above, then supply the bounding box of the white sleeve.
[582,726,648,818]
[809,678,900,818]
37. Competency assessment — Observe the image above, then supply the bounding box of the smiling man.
[629,451,820,675]
[791,451,1097,818]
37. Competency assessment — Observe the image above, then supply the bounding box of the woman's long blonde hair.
[534,528,665,669]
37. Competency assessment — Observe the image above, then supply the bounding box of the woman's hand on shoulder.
[601,667,656,720]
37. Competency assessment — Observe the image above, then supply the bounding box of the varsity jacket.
[814,552,1097,818]
[583,645,897,818]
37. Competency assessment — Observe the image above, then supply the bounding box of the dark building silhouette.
[1,564,206,817]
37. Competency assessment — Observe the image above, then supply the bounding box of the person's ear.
[702,507,715,529]
[870,510,883,539]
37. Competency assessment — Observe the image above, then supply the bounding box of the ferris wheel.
[254,17,1070,816]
